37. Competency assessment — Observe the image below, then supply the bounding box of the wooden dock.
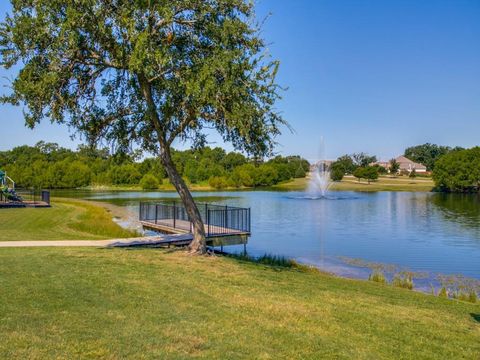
[139,202,251,248]
[141,219,250,236]
[141,220,249,247]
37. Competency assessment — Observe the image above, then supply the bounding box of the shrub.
[330,162,344,181]
[294,165,306,178]
[353,167,365,182]
[468,290,478,303]
[453,291,478,303]
[433,147,480,192]
[389,159,400,175]
[229,253,297,268]
[140,174,159,190]
[208,176,229,189]
[376,165,388,175]
[354,166,378,183]
[368,270,387,284]
[109,164,142,185]
[392,273,414,290]
[409,169,417,179]
[438,287,448,298]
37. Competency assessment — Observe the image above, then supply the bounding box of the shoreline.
[51,174,436,193]
[76,197,479,297]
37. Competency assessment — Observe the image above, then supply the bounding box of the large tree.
[404,143,457,171]
[0,0,285,253]
[433,147,480,193]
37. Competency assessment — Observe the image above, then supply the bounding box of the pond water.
[55,190,480,285]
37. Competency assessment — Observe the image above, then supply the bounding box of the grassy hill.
[0,198,137,241]
[0,248,478,359]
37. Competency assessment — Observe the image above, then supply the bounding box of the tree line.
[326,143,479,193]
[0,142,310,190]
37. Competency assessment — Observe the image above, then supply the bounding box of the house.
[394,156,427,173]
[373,156,427,174]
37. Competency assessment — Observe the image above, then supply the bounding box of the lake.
[56,190,480,285]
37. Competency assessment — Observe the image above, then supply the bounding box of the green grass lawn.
[0,248,478,359]
[0,198,137,241]
[276,175,435,192]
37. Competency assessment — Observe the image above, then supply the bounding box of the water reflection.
[431,193,480,232]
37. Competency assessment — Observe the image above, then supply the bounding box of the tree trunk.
[160,146,207,254]
[137,74,206,254]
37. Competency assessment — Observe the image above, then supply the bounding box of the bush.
[294,165,306,178]
[392,273,414,290]
[140,174,160,190]
[353,167,365,182]
[453,291,478,303]
[330,162,344,181]
[433,147,480,192]
[468,291,478,303]
[376,165,388,175]
[389,159,400,175]
[368,270,387,284]
[438,287,448,298]
[254,164,279,187]
[208,176,229,189]
[354,166,378,183]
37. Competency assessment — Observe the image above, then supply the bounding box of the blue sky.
[0,1,479,161]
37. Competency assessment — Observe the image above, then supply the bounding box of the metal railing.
[0,188,50,206]
[139,201,251,237]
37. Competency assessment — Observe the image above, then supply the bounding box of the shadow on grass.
[471,313,480,323]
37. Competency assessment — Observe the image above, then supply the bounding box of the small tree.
[352,153,377,167]
[353,167,365,182]
[140,174,160,190]
[389,159,400,176]
[336,155,356,174]
[330,162,344,181]
[364,166,379,184]
[409,169,417,180]
[0,1,286,254]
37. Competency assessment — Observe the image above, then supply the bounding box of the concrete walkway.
[0,234,194,248]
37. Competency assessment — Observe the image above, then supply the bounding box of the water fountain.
[306,137,332,199]
[307,160,332,198]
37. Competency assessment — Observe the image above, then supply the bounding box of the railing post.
[173,201,176,229]
[224,205,228,232]
[207,209,210,237]
[154,204,158,224]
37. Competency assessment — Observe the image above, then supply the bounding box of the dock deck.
[139,202,251,247]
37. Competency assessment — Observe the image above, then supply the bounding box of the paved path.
[0,234,194,248]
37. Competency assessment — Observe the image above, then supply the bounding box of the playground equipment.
[0,169,22,202]
[0,170,50,208]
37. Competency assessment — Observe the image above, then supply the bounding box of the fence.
[139,201,251,237]
[0,188,51,206]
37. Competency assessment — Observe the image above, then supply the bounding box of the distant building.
[394,156,427,173]
[373,156,427,173]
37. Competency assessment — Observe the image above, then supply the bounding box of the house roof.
[395,156,427,170]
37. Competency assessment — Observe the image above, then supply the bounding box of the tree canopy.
[404,143,461,171]
[433,147,480,193]
[353,166,378,184]
[0,143,309,190]
[0,0,286,253]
